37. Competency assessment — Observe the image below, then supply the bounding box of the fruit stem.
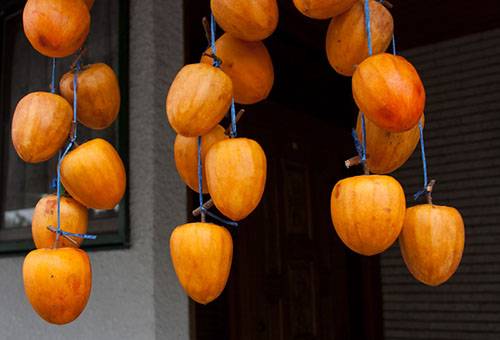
[47,226,79,247]
[192,199,214,217]
[363,162,370,175]
[202,17,212,47]
[380,0,393,9]
[426,179,436,205]
[344,155,370,175]
[70,46,87,71]
[345,155,360,168]
[201,17,223,66]
[225,109,245,135]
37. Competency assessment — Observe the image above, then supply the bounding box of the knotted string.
[54,59,97,243]
[194,15,237,228]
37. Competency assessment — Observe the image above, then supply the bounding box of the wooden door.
[192,102,383,340]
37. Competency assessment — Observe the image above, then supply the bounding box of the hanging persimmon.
[205,138,267,221]
[399,204,465,286]
[60,63,121,130]
[325,0,393,76]
[201,33,274,105]
[170,222,233,304]
[174,125,227,194]
[11,92,72,163]
[211,0,278,42]
[23,0,90,58]
[23,247,92,324]
[352,53,425,132]
[356,113,424,174]
[330,175,406,255]
[166,63,233,137]
[32,195,88,249]
[61,138,126,210]
[294,0,356,20]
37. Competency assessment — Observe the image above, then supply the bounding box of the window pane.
[0,0,126,249]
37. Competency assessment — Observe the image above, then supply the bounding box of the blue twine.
[385,31,430,200]
[54,60,96,242]
[50,178,58,190]
[210,14,221,68]
[202,208,238,227]
[196,136,237,227]
[49,226,97,240]
[414,121,429,200]
[50,58,56,94]
[364,0,373,56]
[351,129,364,161]
[210,13,237,138]
[230,99,237,138]
[391,34,397,55]
[360,114,367,162]
[197,136,204,210]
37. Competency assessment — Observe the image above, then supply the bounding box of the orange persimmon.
[23,0,90,57]
[400,204,465,286]
[170,222,233,304]
[294,0,356,20]
[326,0,393,76]
[60,63,120,130]
[352,53,425,132]
[205,138,267,221]
[11,92,72,163]
[166,63,233,137]
[61,138,126,210]
[201,33,274,105]
[330,175,406,255]
[23,247,92,324]
[174,125,227,193]
[32,195,88,249]
[211,0,278,41]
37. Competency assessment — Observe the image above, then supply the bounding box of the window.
[0,0,129,252]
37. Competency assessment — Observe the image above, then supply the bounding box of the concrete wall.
[0,0,189,339]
